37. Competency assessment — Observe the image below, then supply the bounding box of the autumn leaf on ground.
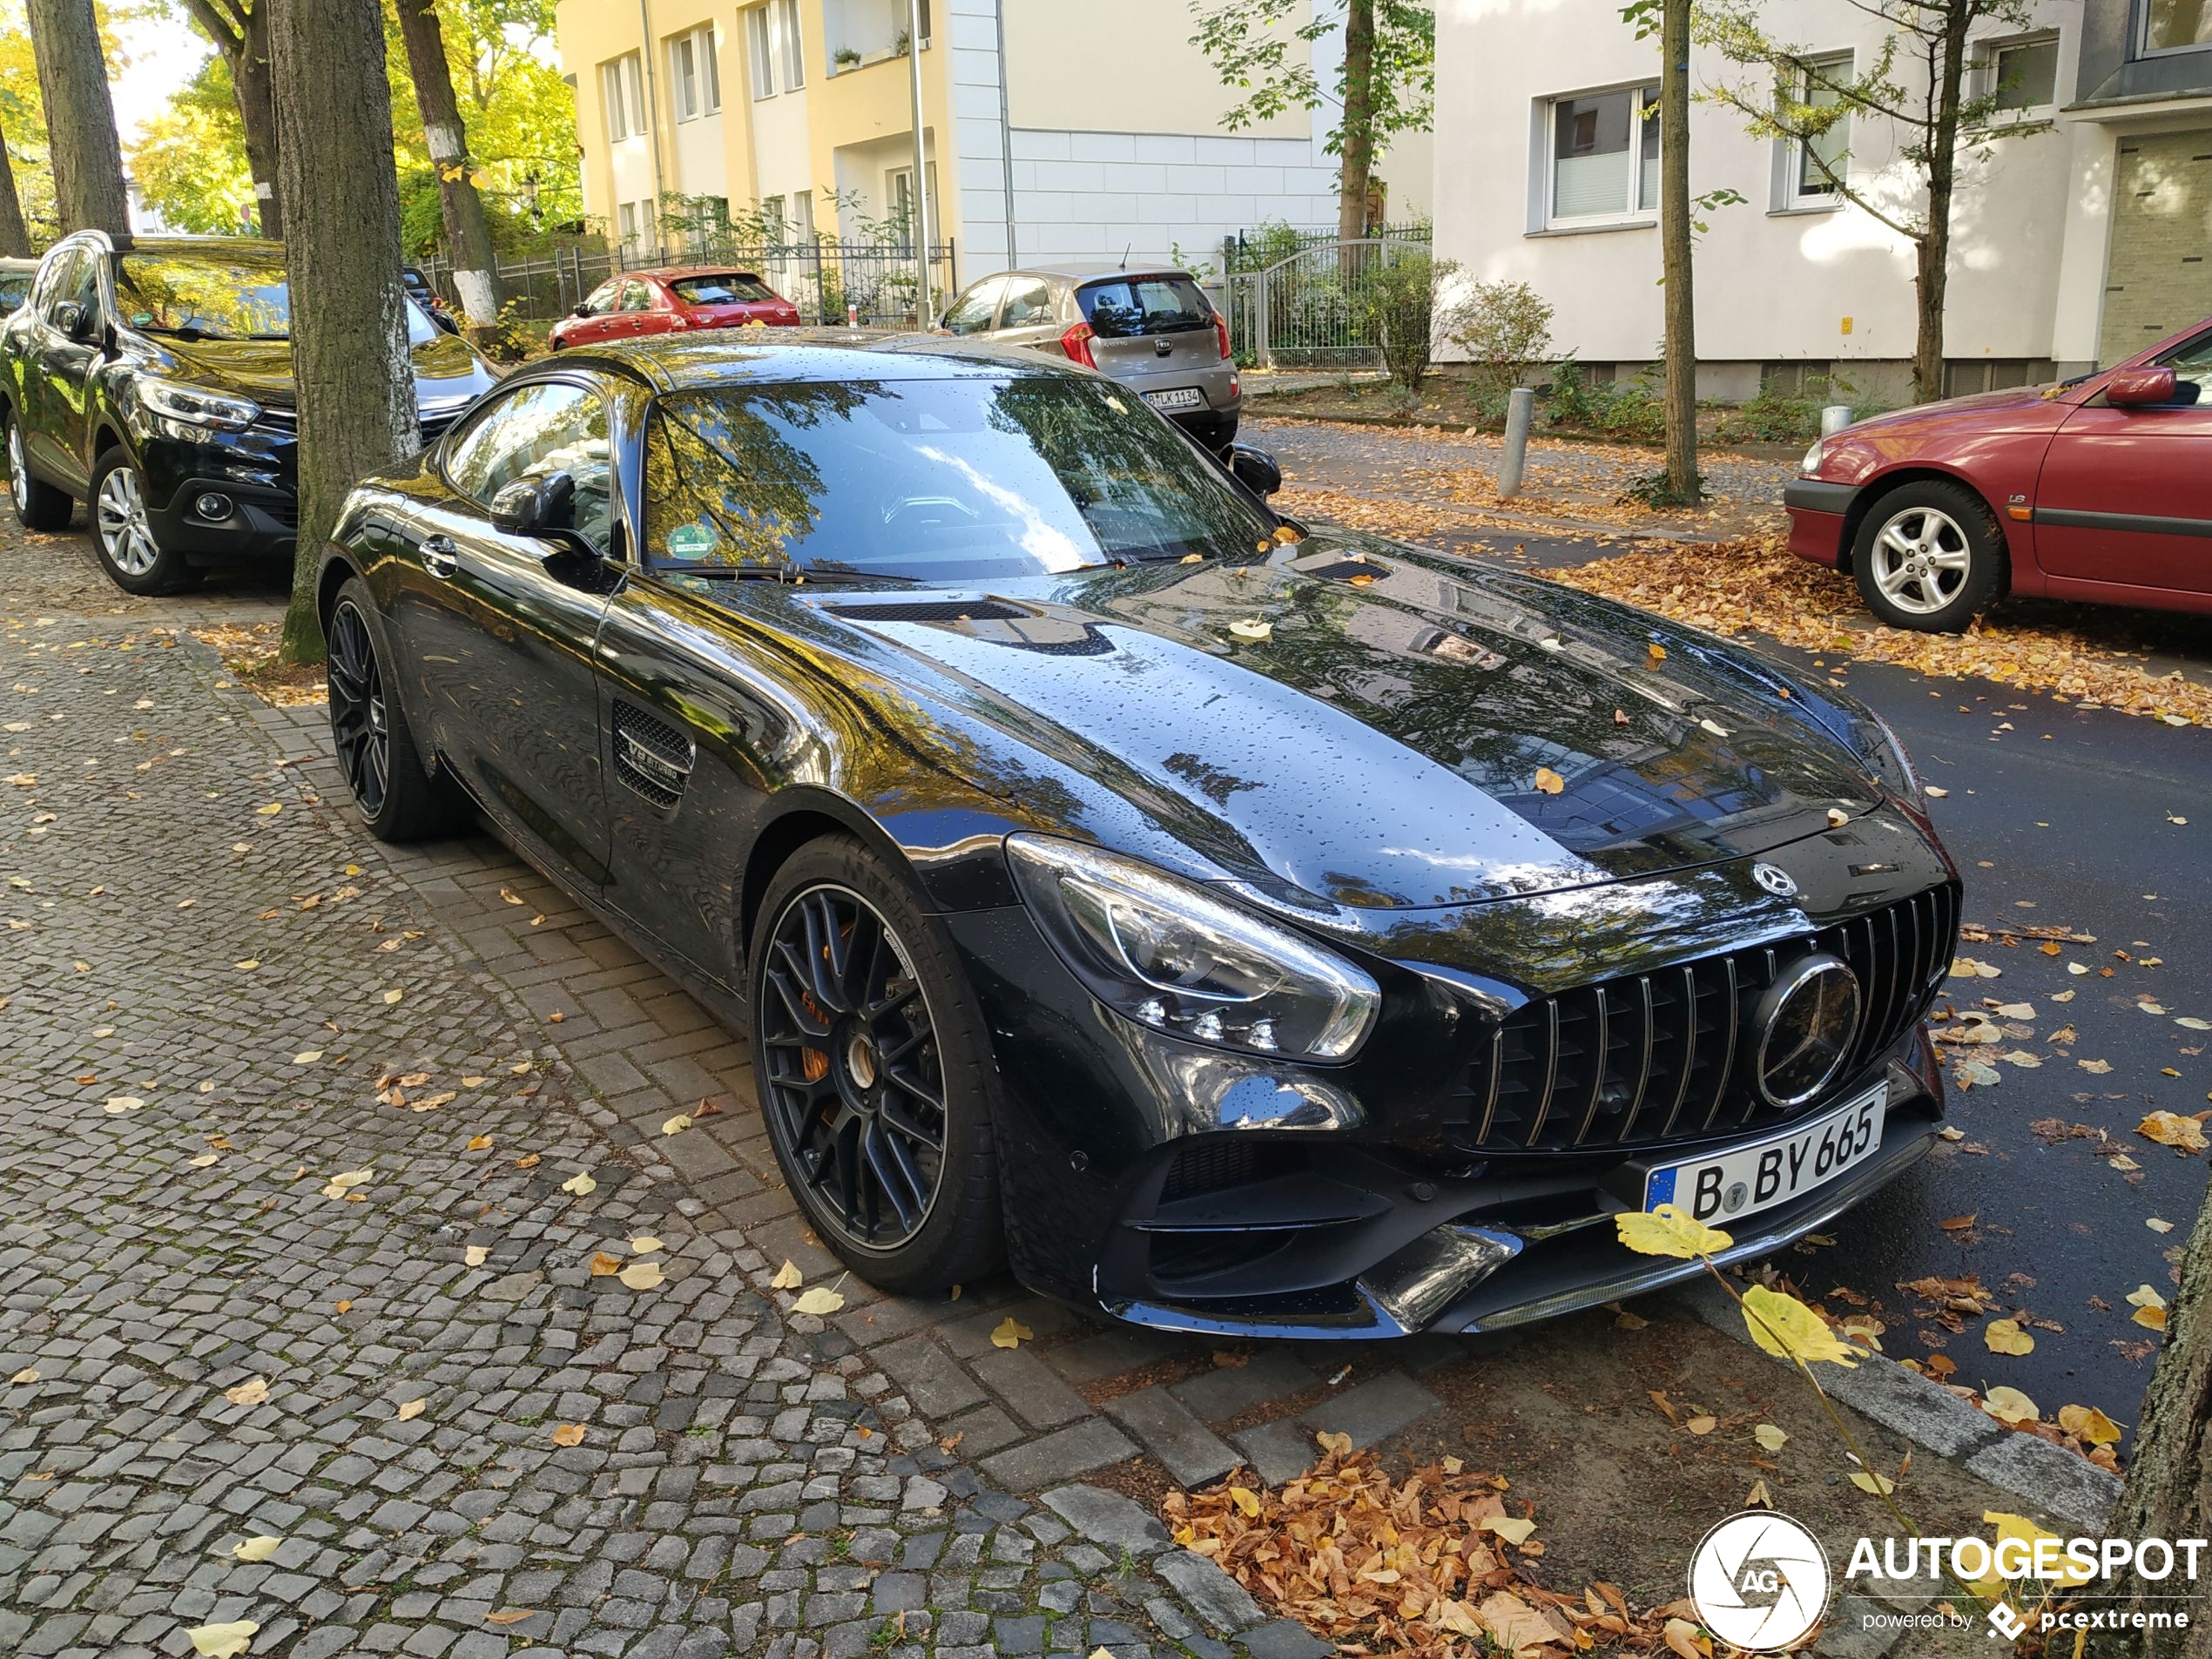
[560,1172,596,1196]
[1315,1428,1353,1456]
[499,888,527,905]
[617,1260,664,1291]
[486,1610,538,1627]
[661,1113,693,1136]
[629,1235,663,1255]
[464,1246,490,1267]
[9,1367,37,1385]
[230,1536,281,1562]
[465,1134,492,1151]
[103,1096,144,1114]
[1754,1424,1788,1453]
[990,1315,1034,1349]
[2138,1110,2208,1153]
[589,1252,623,1277]
[2127,1286,2169,1331]
[1228,1485,1261,1517]
[551,1423,586,1447]
[1684,1415,1717,1436]
[1983,1386,2040,1426]
[1984,1318,2035,1356]
[223,1376,269,1406]
[290,1049,322,1065]
[792,1285,846,1316]
[2078,1058,2114,1075]
[1615,1204,1732,1259]
[1851,1470,1897,1495]
[1951,957,2003,979]
[2057,1405,2123,1447]
[186,1621,260,1658]
[395,1398,427,1421]
[1479,1514,1538,1545]
[771,1259,805,1289]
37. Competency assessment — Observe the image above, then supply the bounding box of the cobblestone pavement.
[0,521,1352,1659]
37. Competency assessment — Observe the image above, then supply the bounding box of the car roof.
[622,266,769,282]
[105,235,286,260]
[1005,263,1198,284]
[530,330,1089,392]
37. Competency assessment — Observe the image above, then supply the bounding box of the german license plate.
[1143,388,1205,411]
[1642,1082,1887,1225]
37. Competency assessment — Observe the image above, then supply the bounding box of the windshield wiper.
[654,563,922,586]
[138,324,237,341]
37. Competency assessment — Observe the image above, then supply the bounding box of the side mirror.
[489,470,577,538]
[1227,442,1282,498]
[571,302,592,318]
[2107,367,2180,408]
[53,300,89,340]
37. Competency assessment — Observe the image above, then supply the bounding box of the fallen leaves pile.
[1164,1442,1698,1656]
[187,623,327,707]
[1543,534,2212,727]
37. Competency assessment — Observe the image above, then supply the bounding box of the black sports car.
[319,334,1959,1339]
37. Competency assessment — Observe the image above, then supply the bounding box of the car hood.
[778,536,1893,911]
[1839,381,2077,442]
[146,331,498,408]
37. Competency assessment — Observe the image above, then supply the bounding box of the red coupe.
[549,267,803,351]
[1785,318,2212,631]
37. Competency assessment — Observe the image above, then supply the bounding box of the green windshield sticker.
[665,523,717,561]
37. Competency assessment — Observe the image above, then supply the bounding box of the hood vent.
[825,600,1028,624]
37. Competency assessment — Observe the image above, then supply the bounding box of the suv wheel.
[90,450,191,595]
[1851,480,2004,633]
[5,407,71,531]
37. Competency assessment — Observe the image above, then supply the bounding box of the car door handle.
[420,535,459,577]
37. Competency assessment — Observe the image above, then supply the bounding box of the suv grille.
[1452,883,1959,1153]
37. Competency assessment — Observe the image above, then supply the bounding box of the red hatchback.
[1785,319,2212,631]
[549,267,803,351]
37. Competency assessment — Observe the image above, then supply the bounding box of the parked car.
[1786,316,2212,631]
[937,263,1241,453]
[401,266,462,336]
[313,332,1958,1338]
[549,267,803,350]
[0,232,502,594]
[0,256,37,314]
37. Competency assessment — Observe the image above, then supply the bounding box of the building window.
[669,26,718,121]
[792,189,815,239]
[602,52,646,142]
[777,0,806,88]
[2143,0,2212,54]
[1977,30,2059,112]
[745,6,777,98]
[1545,85,1658,223]
[1787,54,1853,202]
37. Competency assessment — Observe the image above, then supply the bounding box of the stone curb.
[1673,1280,2121,1532]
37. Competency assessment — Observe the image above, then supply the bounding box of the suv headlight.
[1799,437,1825,476]
[1005,833,1379,1062]
[136,376,260,431]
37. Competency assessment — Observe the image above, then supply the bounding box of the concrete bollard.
[1498,386,1536,497]
[1821,403,1853,438]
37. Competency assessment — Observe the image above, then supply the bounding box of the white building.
[1432,0,2202,403]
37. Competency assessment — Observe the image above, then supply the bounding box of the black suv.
[0,233,500,593]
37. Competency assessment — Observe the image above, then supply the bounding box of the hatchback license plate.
[1642,1083,1887,1225]
[1143,388,1205,412]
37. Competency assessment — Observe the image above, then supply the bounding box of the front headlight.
[136,376,260,431]
[1799,437,1825,476]
[1005,834,1380,1062]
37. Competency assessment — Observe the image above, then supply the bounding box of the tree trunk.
[1658,0,1698,506]
[1911,9,1971,404]
[0,125,34,258]
[24,0,129,234]
[393,0,501,329]
[2091,1172,2211,1659]
[266,0,418,664]
[1336,0,1376,243]
[179,2,285,237]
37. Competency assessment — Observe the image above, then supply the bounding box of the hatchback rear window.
[1077,276,1212,338]
[671,273,775,306]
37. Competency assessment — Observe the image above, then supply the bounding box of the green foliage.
[1443,279,1554,409]
[0,3,54,240]
[1188,1,1434,155]
[130,56,254,235]
[1711,373,1886,443]
[1359,248,1447,392]
[1544,361,1664,442]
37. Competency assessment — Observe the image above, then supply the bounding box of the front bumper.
[948,826,1958,1340]
[144,475,297,563]
[1784,478,1858,568]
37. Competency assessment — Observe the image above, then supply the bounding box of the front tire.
[1851,480,2003,633]
[90,449,192,594]
[327,577,467,842]
[5,406,71,531]
[749,836,1004,1294]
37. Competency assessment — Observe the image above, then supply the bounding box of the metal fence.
[1223,235,1433,371]
[419,239,958,328]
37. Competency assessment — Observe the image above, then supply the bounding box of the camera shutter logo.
[1689,1511,1831,1652]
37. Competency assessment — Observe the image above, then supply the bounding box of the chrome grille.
[1453,883,1959,1153]
[611,701,694,809]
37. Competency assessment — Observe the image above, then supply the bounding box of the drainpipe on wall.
[907,0,934,326]
[638,0,667,255]
[995,0,1015,268]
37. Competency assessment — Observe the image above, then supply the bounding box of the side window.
[443,382,616,555]
[998,278,1053,329]
[2159,332,2212,401]
[42,250,95,326]
[941,276,1006,335]
[620,280,653,312]
[582,280,620,315]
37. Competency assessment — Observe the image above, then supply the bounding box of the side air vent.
[826,601,1028,624]
[612,701,694,809]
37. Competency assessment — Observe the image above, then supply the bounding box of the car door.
[610,279,658,341]
[991,274,1062,354]
[567,280,622,347]
[2034,329,2212,595]
[939,275,1007,338]
[24,245,103,489]
[388,375,622,886]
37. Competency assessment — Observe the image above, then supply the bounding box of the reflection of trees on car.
[117,253,292,337]
[644,382,877,568]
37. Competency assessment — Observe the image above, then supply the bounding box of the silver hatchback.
[937,264,1241,453]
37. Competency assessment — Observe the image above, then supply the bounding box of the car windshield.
[1077,276,1212,338]
[670,273,774,306]
[117,252,438,344]
[643,376,1272,583]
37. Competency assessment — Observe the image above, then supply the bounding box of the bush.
[1444,279,1555,408]
[1544,361,1664,442]
[1713,374,1886,444]
[1360,250,1453,394]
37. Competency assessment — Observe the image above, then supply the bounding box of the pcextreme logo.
[1689,1511,1831,1651]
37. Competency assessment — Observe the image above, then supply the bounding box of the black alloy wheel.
[759,882,948,1252]
[327,597,393,819]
